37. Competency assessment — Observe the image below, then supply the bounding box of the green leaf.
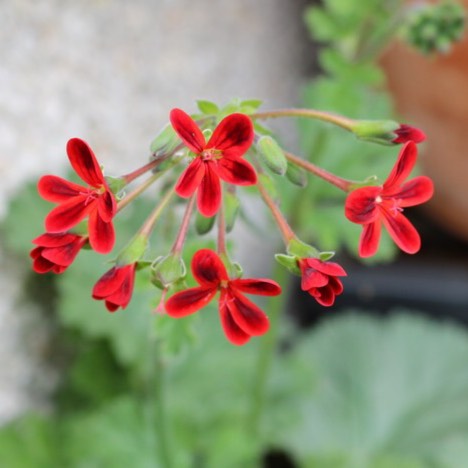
[196,100,219,115]
[283,313,468,466]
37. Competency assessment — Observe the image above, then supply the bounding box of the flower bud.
[350,120,425,145]
[151,253,186,289]
[256,136,288,175]
[195,212,216,235]
[224,190,240,233]
[117,234,148,266]
[150,123,181,156]
[285,161,308,188]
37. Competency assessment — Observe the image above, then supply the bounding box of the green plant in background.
[0,1,466,468]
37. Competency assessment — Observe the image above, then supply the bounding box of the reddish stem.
[171,196,196,254]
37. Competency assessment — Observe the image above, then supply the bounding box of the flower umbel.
[170,108,257,217]
[92,263,137,312]
[165,249,281,345]
[345,141,434,257]
[299,257,347,306]
[30,232,88,274]
[38,138,117,254]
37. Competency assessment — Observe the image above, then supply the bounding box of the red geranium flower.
[345,141,434,257]
[393,124,426,144]
[299,257,347,306]
[38,138,117,254]
[165,249,281,345]
[92,263,137,312]
[30,232,88,274]
[170,108,257,217]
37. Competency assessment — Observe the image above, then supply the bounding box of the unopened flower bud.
[285,161,308,187]
[117,234,148,266]
[224,190,240,233]
[256,136,288,175]
[150,123,181,156]
[151,253,186,289]
[195,212,216,235]
[350,120,425,145]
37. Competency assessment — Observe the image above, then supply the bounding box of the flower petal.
[393,124,426,144]
[88,210,115,254]
[383,141,417,191]
[38,175,85,202]
[314,285,336,307]
[30,248,55,273]
[397,176,434,207]
[197,162,221,217]
[175,157,205,198]
[169,108,205,153]
[67,138,106,187]
[345,186,381,224]
[41,238,85,267]
[381,209,421,254]
[44,195,93,232]
[191,249,228,285]
[359,221,381,258]
[224,290,269,337]
[32,232,81,247]
[206,113,254,158]
[216,157,257,185]
[165,286,217,318]
[218,291,251,346]
[230,278,281,296]
[303,258,347,277]
[98,265,136,310]
[97,190,117,223]
[301,270,328,291]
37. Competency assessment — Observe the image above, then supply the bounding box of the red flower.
[299,258,347,306]
[30,232,87,274]
[38,138,117,254]
[165,249,281,345]
[393,124,426,144]
[345,141,434,257]
[170,108,257,217]
[92,263,137,312]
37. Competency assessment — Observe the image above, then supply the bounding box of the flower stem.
[140,188,175,238]
[247,260,289,436]
[256,177,295,245]
[171,195,196,254]
[122,158,165,184]
[251,108,354,131]
[117,172,163,212]
[285,150,356,192]
[217,193,227,255]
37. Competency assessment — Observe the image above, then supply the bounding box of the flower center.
[375,195,383,204]
[201,149,222,161]
[220,279,229,289]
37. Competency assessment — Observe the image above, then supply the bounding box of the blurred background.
[1,0,468,467]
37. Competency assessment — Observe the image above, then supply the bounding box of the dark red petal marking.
[345,186,381,224]
[396,176,434,207]
[359,221,381,258]
[197,162,221,217]
[165,286,217,317]
[218,291,251,345]
[97,190,117,223]
[230,278,282,296]
[44,195,93,233]
[383,141,418,191]
[175,157,205,198]
[303,258,347,277]
[38,175,85,202]
[216,157,257,185]
[225,291,269,336]
[206,113,254,158]
[41,238,85,267]
[88,210,115,254]
[99,265,136,310]
[314,284,335,307]
[381,209,421,254]
[191,249,228,285]
[92,266,128,298]
[393,125,426,144]
[67,138,105,187]
[169,108,205,154]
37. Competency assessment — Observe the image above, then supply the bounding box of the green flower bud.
[350,119,400,145]
[285,161,308,188]
[224,191,240,233]
[151,254,186,289]
[117,234,148,266]
[256,136,288,175]
[195,212,216,235]
[150,123,181,155]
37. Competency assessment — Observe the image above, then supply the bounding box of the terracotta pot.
[380,24,468,241]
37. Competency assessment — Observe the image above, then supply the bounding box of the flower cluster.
[32,102,433,345]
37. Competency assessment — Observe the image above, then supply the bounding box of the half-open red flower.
[92,263,137,312]
[299,257,347,306]
[30,232,88,274]
[345,141,434,257]
[170,108,257,217]
[38,138,117,254]
[393,124,426,144]
[165,249,281,345]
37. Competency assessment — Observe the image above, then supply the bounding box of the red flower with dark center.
[345,141,434,257]
[393,124,426,144]
[30,232,88,274]
[38,138,117,254]
[92,263,137,312]
[170,108,257,217]
[299,258,347,306]
[165,249,281,345]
